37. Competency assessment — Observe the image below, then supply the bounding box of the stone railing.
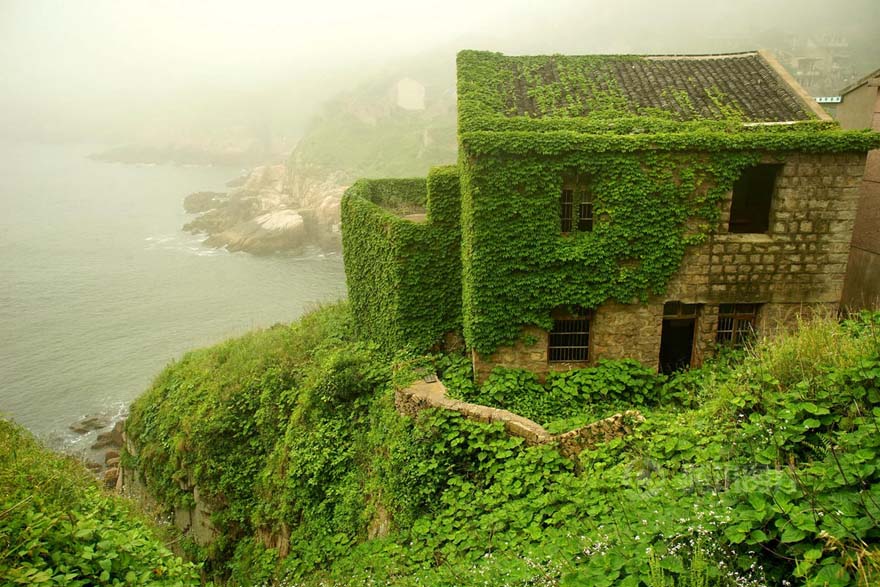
[395,376,644,457]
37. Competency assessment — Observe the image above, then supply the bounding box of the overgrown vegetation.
[454,50,880,355]
[0,419,200,585]
[342,166,462,351]
[120,303,880,586]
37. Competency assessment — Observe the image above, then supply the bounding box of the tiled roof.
[499,52,815,123]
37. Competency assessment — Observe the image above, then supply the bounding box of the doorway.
[659,302,699,374]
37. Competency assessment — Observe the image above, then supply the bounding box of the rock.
[103,467,119,488]
[106,457,121,468]
[183,191,226,214]
[91,421,124,451]
[69,415,110,435]
[184,160,350,254]
[315,195,341,228]
[84,461,102,472]
[226,175,248,188]
[206,210,307,255]
[104,449,120,463]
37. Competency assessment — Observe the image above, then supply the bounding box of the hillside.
[181,56,457,255]
[123,304,880,586]
[0,418,200,585]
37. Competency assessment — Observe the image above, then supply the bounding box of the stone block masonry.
[474,151,866,378]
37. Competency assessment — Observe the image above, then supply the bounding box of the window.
[548,308,591,363]
[561,189,574,233]
[561,175,594,234]
[578,192,594,231]
[716,304,759,346]
[728,164,781,233]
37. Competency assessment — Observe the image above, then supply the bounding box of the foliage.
[341,165,462,352]
[460,147,764,354]
[288,59,458,182]
[125,296,880,587]
[0,418,200,586]
[453,50,880,355]
[445,357,665,425]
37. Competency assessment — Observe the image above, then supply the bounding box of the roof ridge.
[644,51,759,60]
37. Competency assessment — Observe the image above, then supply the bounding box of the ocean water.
[0,141,346,453]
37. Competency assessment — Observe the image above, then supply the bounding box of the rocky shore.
[184,163,345,255]
[69,414,125,489]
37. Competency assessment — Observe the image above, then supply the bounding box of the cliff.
[121,301,880,586]
[184,65,457,255]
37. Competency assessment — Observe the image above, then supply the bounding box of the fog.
[1,0,878,147]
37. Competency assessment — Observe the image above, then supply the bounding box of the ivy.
[460,149,761,354]
[452,50,880,355]
[341,165,462,352]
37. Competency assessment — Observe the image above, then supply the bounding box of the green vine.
[341,166,462,352]
[454,50,880,355]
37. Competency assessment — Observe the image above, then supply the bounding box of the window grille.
[578,191,593,231]
[716,304,758,345]
[548,310,591,363]
[561,189,574,233]
[561,176,594,234]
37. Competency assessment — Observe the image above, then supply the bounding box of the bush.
[0,418,200,586]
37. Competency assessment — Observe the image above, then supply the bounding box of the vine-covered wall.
[341,166,461,352]
[456,50,880,358]
[459,150,761,355]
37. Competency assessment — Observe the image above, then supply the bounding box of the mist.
[2,0,877,148]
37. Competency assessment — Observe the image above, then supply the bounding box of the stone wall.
[474,151,866,378]
[396,376,643,458]
[840,81,880,311]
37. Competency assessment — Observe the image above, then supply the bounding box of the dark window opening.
[561,175,594,234]
[561,189,573,233]
[728,164,781,234]
[659,302,699,374]
[578,191,594,231]
[549,308,591,363]
[717,303,759,346]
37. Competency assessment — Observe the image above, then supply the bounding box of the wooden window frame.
[716,303,759,346]
[561,175,594,235]
[548,308,591,363]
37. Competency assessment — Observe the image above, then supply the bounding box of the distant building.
[395,78,426,111]
[343,50,879,379]
[838,68,880,310]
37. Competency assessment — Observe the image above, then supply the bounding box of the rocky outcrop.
[119,425,217,547]
[184,164,345,255]
[183,191,226,214]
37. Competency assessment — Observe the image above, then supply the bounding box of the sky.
[1,0,877,144]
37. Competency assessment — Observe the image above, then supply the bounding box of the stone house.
[837,67,880,311]
[342,50,880,381]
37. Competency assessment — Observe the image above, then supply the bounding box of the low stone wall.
[396,378,552,444]
[396,377,643,457]
[555,411,645,459]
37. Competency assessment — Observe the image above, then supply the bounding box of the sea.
[0,141,347,455]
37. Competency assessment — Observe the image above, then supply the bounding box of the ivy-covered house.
[342,50,880,380]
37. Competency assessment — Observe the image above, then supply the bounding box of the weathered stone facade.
[839,68,880,310]
[474,152,866,380]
